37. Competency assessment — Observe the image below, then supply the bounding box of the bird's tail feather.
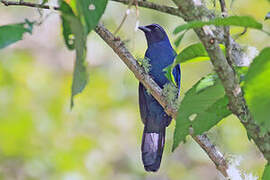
[141,127,165,172]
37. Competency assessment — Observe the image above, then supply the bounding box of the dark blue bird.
[138,24,181,172]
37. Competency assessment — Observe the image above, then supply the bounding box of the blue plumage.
[138,24,181,172]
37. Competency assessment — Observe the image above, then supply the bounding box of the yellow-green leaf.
[244,47,270,134]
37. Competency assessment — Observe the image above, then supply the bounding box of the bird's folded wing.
[139,83,149,124]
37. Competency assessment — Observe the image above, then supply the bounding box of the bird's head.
[138,24,168,46]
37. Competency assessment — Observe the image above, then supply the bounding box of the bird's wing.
[139,83,149,124]
[172,64,181,93]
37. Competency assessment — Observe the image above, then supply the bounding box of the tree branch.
[113,0,136,35]
[110,0,186,19]
[0,0,59,10]
[0,0,229,177]
[171,0,270,161]
[96,25,178,117]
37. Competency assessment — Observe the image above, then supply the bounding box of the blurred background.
[0,0,270,179]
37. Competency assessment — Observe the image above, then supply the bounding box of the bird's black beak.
[138,26,151,33]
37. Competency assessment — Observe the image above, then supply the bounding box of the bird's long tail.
[141,127,166,172]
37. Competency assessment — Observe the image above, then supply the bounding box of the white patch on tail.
[144,133,159,153]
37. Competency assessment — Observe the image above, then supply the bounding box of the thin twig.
[234,27,247,40]
[0,0,59,10]
[114,0,135,35]
[113,11,129,34]
[110,0,186,19]
[219,0,233,66]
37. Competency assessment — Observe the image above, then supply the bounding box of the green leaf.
[244,47,270,134]
[173,74,230,151]
[175,43,226,64]
[163,64,178,87]
[173,16,263,34]
[174,32,186,48]
[192,96,230,135]
[163,65,174,83]
[175,43,209,64]
[262,163,270,180]
[59,1,89,108]
[0,20,34,49]
[196,74,217,93]
[76,0,108,33]
[59,0,108,107]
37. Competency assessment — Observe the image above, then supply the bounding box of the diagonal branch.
[0,0,229,177]
[96,24,177,117]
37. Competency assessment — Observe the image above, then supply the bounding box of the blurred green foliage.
[0,50,142,179]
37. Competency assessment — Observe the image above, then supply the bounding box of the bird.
[138,24,181,172]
